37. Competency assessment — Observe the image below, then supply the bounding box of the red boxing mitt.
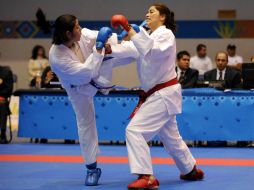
[111,14,131,31]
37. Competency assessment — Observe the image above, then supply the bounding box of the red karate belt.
[129,78,178,119]
[0,96,6,102]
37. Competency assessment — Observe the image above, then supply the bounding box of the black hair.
[196,44,206,52]
[31,45,47,59]
[152,3,177,33]
[227,44,236,50]
[52,14,77,45]
[177,50,190,60]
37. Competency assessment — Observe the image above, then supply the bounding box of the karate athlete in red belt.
[110,3,204,189]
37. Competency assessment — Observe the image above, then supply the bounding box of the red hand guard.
[111,14,131,31]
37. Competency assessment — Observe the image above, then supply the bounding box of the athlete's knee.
[125,125,138,138]
[125,126,132,136]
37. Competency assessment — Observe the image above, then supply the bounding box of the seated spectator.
[0,65,13,144]
[41,66,61,88]
[204,51,242,89]
[176,50,199,88]
[226,44,243,71]
[28,45,49,88]
[190,44,213,77]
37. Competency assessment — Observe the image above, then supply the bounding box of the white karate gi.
[49,28,117,164]
[112,26,196,175]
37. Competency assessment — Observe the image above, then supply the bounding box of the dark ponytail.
[152,3,177,33]
[52,14,77,45]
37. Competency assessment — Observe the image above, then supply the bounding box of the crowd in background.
[176,43,254,89]
[27,43,254,91]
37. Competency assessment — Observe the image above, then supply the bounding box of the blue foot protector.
[85,168,102,186]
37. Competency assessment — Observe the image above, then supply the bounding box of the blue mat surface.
[0,144,253,190]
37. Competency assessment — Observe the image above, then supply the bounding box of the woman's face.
[146,6,164,31]
[37,48,44,57]
[70,19,82,42]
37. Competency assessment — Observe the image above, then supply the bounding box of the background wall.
[1,0,254,89]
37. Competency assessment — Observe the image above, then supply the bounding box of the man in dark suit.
[204,52,242,147]
[176,50,199,88]
[204,51,242,89]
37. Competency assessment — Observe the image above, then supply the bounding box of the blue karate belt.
[70,81,115,90]
[89,80,115,90]
[102,56,114,62]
